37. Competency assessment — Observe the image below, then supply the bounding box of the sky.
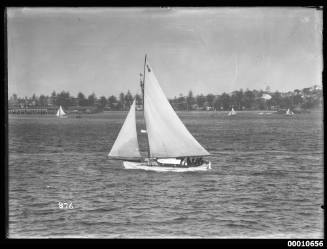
[7,7,323,98]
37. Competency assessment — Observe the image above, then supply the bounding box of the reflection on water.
[8,111,323,238]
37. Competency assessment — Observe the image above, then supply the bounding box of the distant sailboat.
[56,105,66,118]
[286,108,294,115]
[228,107,236,116]
[108,55,211,172]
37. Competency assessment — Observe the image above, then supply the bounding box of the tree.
[230,91,239,109]
[87,93,96,106]
[220,93,230,110]
[119,92,125,110]
[108,95,118,110]
[170,96,178,110]
[293,93,303,106]
[302,87,311,96]
[135,94,142,106]
[51,91,57,106]
[186,91,195,110]
[212,95,221,110]
[270,91,282,108]
[99,96,107,109]
[56,91,72,108]
[77,92,87,106]
[39,94,47,107]
[30,93,38,106]
[177,94,187,110]
[206,94,215,108]
[196,94,206,109]
[230,89,244,110]
[124,90,133,109]
[9,94,18,106]
[294,89,301,95]
[243,89,255,109]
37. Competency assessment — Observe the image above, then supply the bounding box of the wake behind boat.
[108,55,211,172]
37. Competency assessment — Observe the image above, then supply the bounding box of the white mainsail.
[228,108,236,116]
[108,100,141,160]
[56,105,66,117]
[143,61,210,158]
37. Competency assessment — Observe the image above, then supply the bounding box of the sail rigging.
[108,100,141,160]
[143,60,210,158]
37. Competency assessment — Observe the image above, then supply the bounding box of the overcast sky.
[7,7,322,98]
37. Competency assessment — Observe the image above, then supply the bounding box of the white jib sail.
[56,106,66,117]
[144,61,210,158]
[108,99,141,160]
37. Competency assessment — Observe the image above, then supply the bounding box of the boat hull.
[123,161,211,172]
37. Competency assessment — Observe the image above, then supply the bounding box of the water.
[8,111,324,238]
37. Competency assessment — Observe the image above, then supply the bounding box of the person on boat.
[179,157,186,167]
[183,158,189,167]
[196,157,203,166]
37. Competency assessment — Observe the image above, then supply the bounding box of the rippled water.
[8,111,324,238]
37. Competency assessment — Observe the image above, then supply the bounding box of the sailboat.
[286,108,294,115]
[108,55,211,172]
[56,105,67,118]
[228,107,236,116]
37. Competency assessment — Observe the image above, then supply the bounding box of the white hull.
[123,161,211,172]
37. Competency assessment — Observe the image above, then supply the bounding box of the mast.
[142,54,147,109]
[142,54,151,159]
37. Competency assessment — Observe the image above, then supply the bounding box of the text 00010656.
[288,241,324,247]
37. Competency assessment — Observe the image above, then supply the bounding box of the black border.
[0,0,326,6]
[1,0,325,247]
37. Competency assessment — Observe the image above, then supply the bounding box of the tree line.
[8,85,322,112]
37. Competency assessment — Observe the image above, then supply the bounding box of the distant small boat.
[228,108,236,116]
[108,55,211,172]
[286,108,294,115]
[258,112,273,115]
[56,105,67,118]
